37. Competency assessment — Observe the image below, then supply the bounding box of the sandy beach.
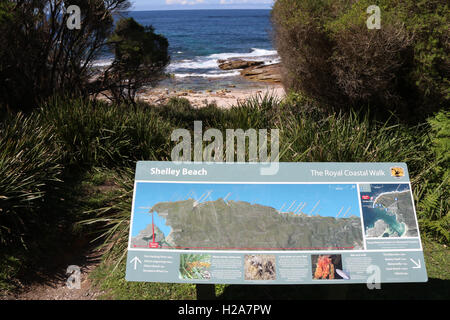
[137,84,285,109]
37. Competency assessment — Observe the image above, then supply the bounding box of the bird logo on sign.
[390,167,405,178]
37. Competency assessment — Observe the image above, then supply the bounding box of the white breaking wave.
[167,48,279,75]
[168,59,218,71]
[207,48,278,61]
[92,58,114,68]
[174,71,241,78]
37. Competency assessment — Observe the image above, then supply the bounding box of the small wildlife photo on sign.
[244,254,276,280]
[390,167,405,178]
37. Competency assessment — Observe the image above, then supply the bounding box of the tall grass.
[278,109,429,164]
[0,113,62,249]
[41,96,174,167]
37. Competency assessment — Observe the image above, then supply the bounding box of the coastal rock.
[218,59,264,70]
[240,63,281,83]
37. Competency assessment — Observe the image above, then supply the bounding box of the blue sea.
[95,10,278,89]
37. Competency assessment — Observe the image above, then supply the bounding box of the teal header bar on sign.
[126,162,427,285]
[135,161,410,182]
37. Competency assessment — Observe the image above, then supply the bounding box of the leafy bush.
[272,0,339,107]
[99,18,170,105]
[428,110,450,163]
[414,111,449,242]
[0,0,130,112]
[272,0,449,120]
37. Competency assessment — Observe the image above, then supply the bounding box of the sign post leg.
[196,284,216,300]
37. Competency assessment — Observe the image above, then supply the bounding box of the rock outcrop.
[217,58,281,83]
[218,59,264,70]
[240,63,281,83]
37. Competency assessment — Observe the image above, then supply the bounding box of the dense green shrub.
[0,0,130,112]
[278,106,429,167]
[272,0,340,106]
[100,17,170,105]
[0,113,62,249]
[272,0,449,120]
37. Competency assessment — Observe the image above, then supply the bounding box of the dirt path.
[1,175,121,301]
[3,246,105,300]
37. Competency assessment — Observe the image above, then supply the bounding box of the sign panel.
[125,162,427,284]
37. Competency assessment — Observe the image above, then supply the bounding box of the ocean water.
[364,207,406,237]
[95,10,277,89]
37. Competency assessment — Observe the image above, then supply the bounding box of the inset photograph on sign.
[244,255,276,281]
[130,182,364,250]
[179,253,211,280]
[359,184,418,238]
[311,254,349,280]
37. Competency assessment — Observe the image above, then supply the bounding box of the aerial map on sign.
[130,183,364,250]
[359,184,418,238]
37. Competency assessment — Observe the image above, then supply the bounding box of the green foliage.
[0,255,21,292]
[428,110,450,162]
[413,111,449,242]
[110,18,169,70]
[272,0,449,120]
[0,113,62,249]
[0,0,130,112]
[0,1,13,24]
[102,17,170,104]
[40,96,173,167]
[278,109,428,164]
[179,254,211,280]
[227,93,280,129]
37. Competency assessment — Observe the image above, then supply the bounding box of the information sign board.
[125,162,427,284]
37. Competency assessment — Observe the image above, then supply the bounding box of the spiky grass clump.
[41,96,174,168]
[179,254,211,280]
[278,109,429,164]
[0,113,62,249]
